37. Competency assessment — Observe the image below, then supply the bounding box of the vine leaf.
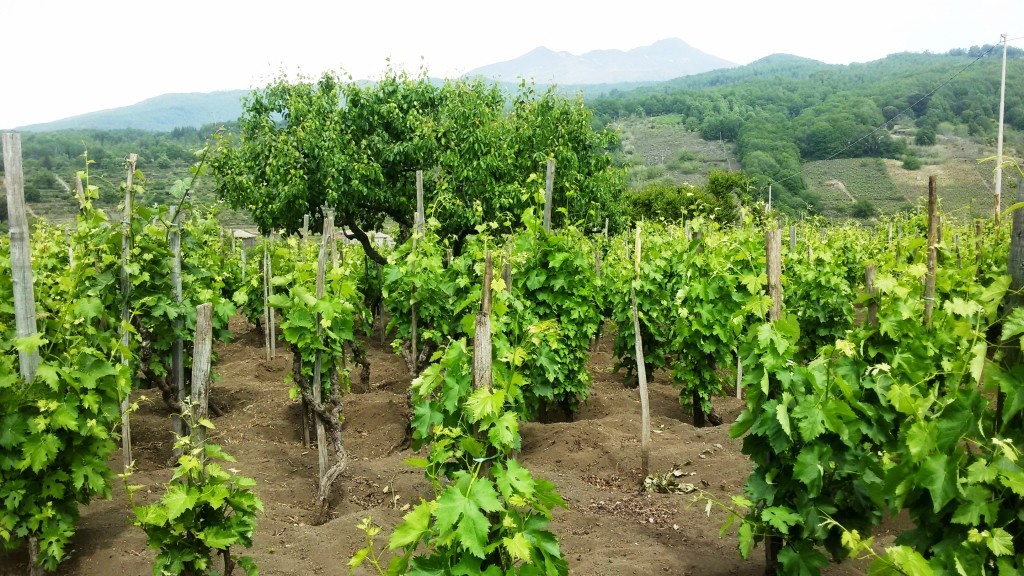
[917,454,958,513]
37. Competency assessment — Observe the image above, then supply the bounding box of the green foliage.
[590,51,1024,213]
[727,217,1024,575]
[211,69,625,260]
[0,184,131,572]
[133,432,262,576]
[351,335,568,575]
[384,205,601,420]
[850,198,879,218]
[511,209,603,417]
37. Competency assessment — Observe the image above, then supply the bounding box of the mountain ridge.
[15,38,735,132]
[463,37,735,84]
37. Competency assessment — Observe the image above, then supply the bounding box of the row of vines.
[4,137,1023,574]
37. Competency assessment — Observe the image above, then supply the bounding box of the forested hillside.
[592,46,1024,214]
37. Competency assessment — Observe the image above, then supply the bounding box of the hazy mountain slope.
[464,38,736,84]
[18,90,248,132]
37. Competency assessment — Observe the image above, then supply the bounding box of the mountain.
[463,38,736,84]
[17,90,248,132]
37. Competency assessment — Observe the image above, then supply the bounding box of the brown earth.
[0,318,870,576]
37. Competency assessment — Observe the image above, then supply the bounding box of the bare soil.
[0,318,866,576]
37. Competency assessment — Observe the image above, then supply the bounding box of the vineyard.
[2,117,1024,576]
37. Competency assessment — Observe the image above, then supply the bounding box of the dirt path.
[0,317,867,575]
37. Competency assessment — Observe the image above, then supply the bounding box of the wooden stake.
[789,226,797,253]
[924,176,938,328]
[631,223,651,479]
[2,133,39,382]
[764,227,783,575]
[268,234,277,358]
[543,158,555,233]
[976,220,984,266]
[170,207,186,453]
[997,187,1024,433]
[190,303,213,464]
[262,240,271,361]
[473,252,493,391]
[415,170,425,236]
[312,210,334,483]
[766,230,783,322]
[865,264,878,327]
[119,153,138,471]
[735,353,743,399]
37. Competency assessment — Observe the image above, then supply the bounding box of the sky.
[2,0,1021,129]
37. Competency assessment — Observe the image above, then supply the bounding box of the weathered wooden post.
[473,252,493,391]
[190,303,213,464]
[923,176,938,328]
[543,158,555,233]
[170,207,187,455]
[2,133,39,382]
[119,153,138,470]
[630,223,651,479]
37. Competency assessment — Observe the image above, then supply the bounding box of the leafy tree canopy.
[210,69,625,262]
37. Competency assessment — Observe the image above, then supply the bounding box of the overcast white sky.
[1,0,1020,129]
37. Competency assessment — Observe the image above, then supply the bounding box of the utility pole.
[995,33,1008,227]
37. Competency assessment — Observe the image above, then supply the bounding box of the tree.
[210,70,625,262]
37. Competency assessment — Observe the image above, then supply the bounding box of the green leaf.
[390,500,433,550]
[791,400,826,442]
[987,527,1014,556]
[793,444,830,496]
[775,401,792,439]
[20,433,61,473]
[487,412,519,452]
[738,522,754,559]
[162,484,198,521]
[917,454,958,513]
[464,388,505,422]
[15,333,47,354]
[503,531,532,561]
[905,421,937,459]
[761,506,801,534]
[199,525,239,549]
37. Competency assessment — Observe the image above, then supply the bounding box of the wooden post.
[262,240,271,361]
[268,234,277,359]
[119,153,138,471]
[766,230,783,323]
[888,222,894,245]
[865,264,878,327]
[997,187,1024,433]
[301,214,310,262]
[2,133,39,382]
[976,220,984,266]
[170,207,187,452]
[502,257,512,291]
[473,252,493,391]
[543,158,555,233]
[684,220,692,241]
[764,227,783,575]
[954,234,962,269]
[409,172,424,376]
[630,223,651,479]
[241,244,247,283]
[735,353,743,399]
[924,176,938,328]
[415,170,425,236]
[312,210,335,483]
[190,303,213,463]
[789,226,797,253]
[377,263,387,346]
